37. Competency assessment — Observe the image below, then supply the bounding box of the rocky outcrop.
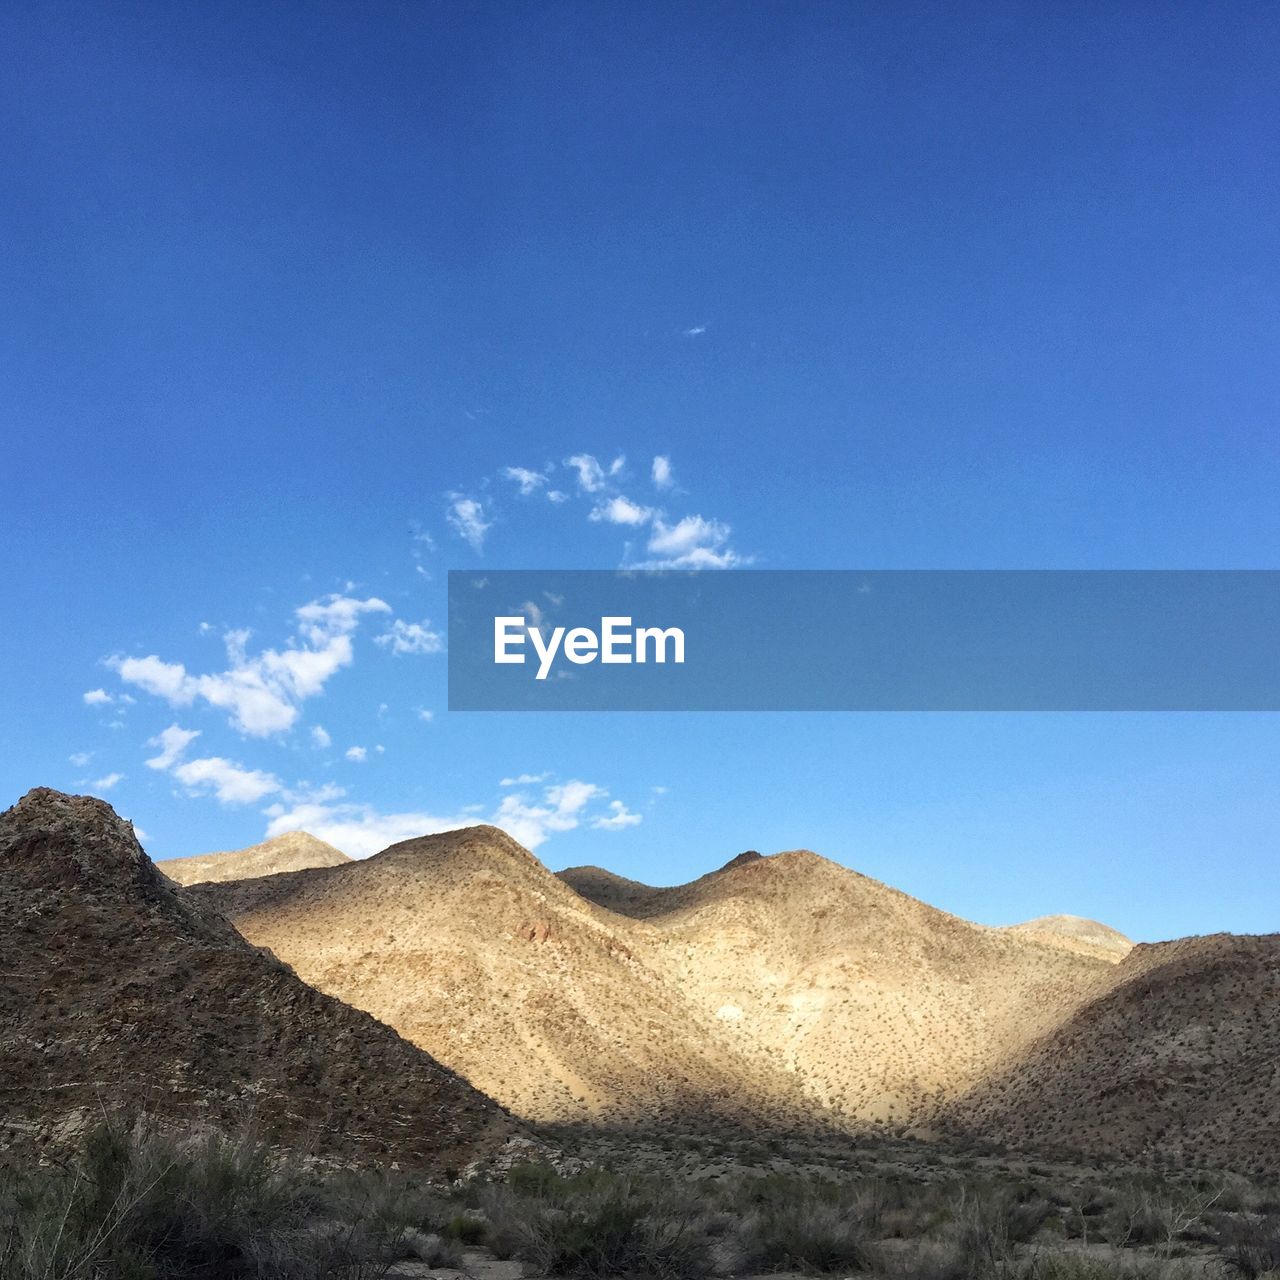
[0,789,513,1171]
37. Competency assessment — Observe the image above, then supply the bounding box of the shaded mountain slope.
[939,933,1280,1173]
[157,831,350,885]
[0,790,512,1171]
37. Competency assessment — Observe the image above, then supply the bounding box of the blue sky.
[2,2,1277,941]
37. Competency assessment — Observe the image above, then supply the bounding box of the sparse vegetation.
[4,1121,1277,1280]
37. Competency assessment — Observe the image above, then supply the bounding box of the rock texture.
[0,789,512,1170]
[1003,913,1133,963]
[192,829,1118,1136]
[940,933,1280,1173]
[157,831,350,885]
[189,826,816,1130]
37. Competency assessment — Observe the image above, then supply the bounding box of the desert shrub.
[0,1119,403,1280]
[441,1211,487,1245]
[732,1202,874,1274]
[477,1182,713,1280]
[1217,1215,1280,1279]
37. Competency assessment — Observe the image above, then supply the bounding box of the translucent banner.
[447,570,1280,711]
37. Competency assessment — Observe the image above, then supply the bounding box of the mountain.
[1004,914,1133,963]
[939,933,1280,1173]
[0,790,512,1171]
[156,831,350,885]
[188,826,817,1130]
[563,850,1119,1123]
[192,830,1116,1133]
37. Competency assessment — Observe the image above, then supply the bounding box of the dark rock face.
[0,789,513,1171]
[719,850,764,872]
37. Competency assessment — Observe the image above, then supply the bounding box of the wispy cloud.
[145,724,200,770]
[83,688,112,706]
[501,465,551,496]
[109,594,389,737]
[171,757,281,805]
[592,799,643,830]
[637,514,743,569]
[69,751,92,767]
[682,325,706,337]
[345,746,368,763]
[311,725,332,748]
[91,771,124,792]
[446,493,491,552]
[264,774,641,857]
[651,455,674,489]
[589,495,653,526]
[376,619,444,656]
[564,453,624,493]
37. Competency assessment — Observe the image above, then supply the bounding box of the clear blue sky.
[2,2,1277,941]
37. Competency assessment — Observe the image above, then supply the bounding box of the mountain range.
[8,788,1277,1174]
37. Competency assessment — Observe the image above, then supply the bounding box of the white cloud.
[376,619,444,656]
[547,490,568,504]
[91,772,124,792]
[262,774,640,858]
[69,751,92,767]
[683,325,706,337]
[345,746,367,763]
[417,708,434,723]
[639,514,743,569]
[145,724,200,770]
[490,778,604,849]
[500,772,550,786]
[264,801,476,860]
[589,495,653,526]
[501,466,550,496]
[651,455,674,489]
[592,799,643,831]
[311,725,332,749]
[446,493,491,552]
[110,595,389,737]
[171,756,280,805]
[564,454,610,492]
[83,688,112,706]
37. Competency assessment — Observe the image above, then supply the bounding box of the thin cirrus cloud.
[501,465,550,496]
[107,594,390,737]
[375,619,443,656]
[446,493,491,552]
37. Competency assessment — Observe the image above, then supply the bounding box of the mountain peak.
[718,849,764,872]
[158,829,350,886]
[4,787,156,893]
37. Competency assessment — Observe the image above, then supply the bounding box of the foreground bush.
[0,1120,407,1280]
